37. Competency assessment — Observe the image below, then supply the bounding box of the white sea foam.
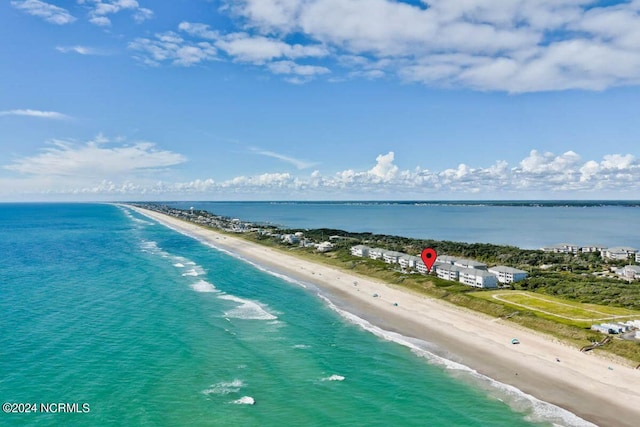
[316,294,596,427]
[202,379,244,396]
[182,266,205,277]
[191,280,218,293]
[231,396,255,405]
[292,344,310,349]
[173,263,185,268]
[218,294,277,320]
[321,374,345,382]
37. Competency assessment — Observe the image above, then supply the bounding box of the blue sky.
[2,0,640,201]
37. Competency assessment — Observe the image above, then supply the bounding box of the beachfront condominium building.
[454,259,488,270]
[368,248,387,260]
[459,268,499,289]
[636,252,640,263]
[398,254,420,269]
[436,264,464,281]
[602,246,638,260]
[350,245,370,257]
[488,266,528,284]
[383,251,404,264]
[581,245,607,253]
[436,255,459,265]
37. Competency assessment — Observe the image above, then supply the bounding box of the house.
[350,245,370,257]
[281,234,300,244]
[317,242,335,253]
[458,268,499,289]
[383,251,404,264]
[636,252,640,263]
[368,248,387,260]
[436,264,464,281]
[488,266,528,284]
[620,265,640,280]
[602,246,638,260]
[454,259,487,270]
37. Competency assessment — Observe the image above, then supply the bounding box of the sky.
[2,0,640,201]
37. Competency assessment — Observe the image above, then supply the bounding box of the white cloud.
[4,147,640,198]
[129,32,217,67]
[11,0,76,25]
[4,135,185,180]
[0,109,70,119]
[209,0,640,92]
[55,45,103,55]
[250,148,318,169]
[80,0,153,26]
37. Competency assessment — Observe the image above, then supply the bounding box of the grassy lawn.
[470,290,640,327]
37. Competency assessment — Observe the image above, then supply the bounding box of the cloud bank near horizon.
[2,137,639,199]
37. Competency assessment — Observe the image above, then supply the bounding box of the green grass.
[470,290,640,327]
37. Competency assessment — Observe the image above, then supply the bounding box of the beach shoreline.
[127,204,640,427]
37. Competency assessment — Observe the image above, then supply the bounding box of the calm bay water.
[168,201,640,249]
[1,204,592,426]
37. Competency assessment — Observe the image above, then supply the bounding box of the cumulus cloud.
[79,0,153,26]
[0,109,71,119]
[3,147,640,198]
[55,45,103,55]
[131,21,330,81]
[195,0,640,92]
[11,0,76,25]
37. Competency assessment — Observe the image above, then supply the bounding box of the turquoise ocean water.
[1,204,593,426]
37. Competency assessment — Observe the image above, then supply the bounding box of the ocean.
[1,203,594,426]
[166,201,640,249]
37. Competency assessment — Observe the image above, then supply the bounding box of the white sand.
[129,205,640,427]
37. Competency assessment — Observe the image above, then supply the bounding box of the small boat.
[511,338,520,344]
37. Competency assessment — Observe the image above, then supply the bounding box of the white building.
[383,251,404,264]
[454,259,487,270]
[436,264,464,281]
[581,245,607,253]
[602,246,638,260]
[282,234,300,244]
[620,265,640,280]
[369,248,387,260]
[317,242,335,253]
[636,252,640,263]
[488,266,528,284]
[350,245,370,257]
[458,268,499,289]
[437,255,459,265]
[542,243,579,254]
[398,254,420,269]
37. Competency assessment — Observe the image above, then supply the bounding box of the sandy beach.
[129,205,640,427]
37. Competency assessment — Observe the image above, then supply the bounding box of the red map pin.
[421,248,437,273]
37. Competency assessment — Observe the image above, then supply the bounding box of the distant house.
[459,268,499,289]
[488,266,528,284]
[581,245,607,254]
[383,251,404,264]
[436,264,464,281]
[350,245,370,257]
[620,265,640,280]
[454,259,487,270]
[316,242,335,253]
[602,246,638,260]
[541,243,579,254]
[636,252,640,263]
[282,234,300,244]
[368,248,387,260]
